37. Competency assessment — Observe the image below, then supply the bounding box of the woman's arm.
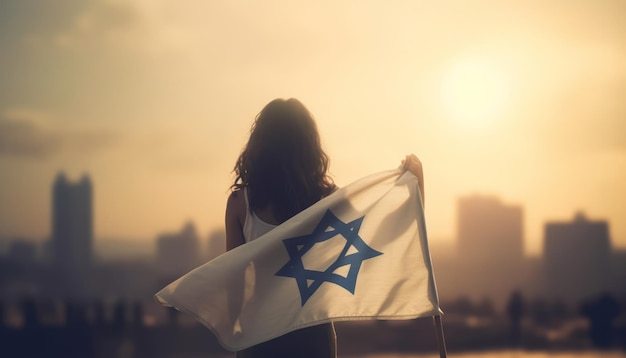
[402,154,425,206]
[225,190,247,251]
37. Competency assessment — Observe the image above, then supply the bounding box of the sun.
[440,58,511,128]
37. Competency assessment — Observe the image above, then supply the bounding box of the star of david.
[275,209,383,306]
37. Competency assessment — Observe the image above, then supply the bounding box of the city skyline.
[2,173,622,263]
[2,180,623,308]
[1,1,625,256]
[0,170,622,259]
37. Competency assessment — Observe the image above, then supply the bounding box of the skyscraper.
[454,195,525,306]
[457,195,524,262]
[52,172,93,269]
[156,221,201,277]
[206,229,226,261]
[543,212,611,302]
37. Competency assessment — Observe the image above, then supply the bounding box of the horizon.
[2,206,624,261]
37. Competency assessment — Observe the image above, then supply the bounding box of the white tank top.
[242,188,277,242]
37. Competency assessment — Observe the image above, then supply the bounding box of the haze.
[1,0,625,256]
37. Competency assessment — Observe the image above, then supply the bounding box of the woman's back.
[236,188,337,358]
[228,98,337,357]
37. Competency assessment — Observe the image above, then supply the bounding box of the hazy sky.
[1,0,625,255]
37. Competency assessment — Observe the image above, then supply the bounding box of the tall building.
[453,195,525,307]
[457,195,524,262]
[543,212,611,302]
[610,249,626,297]
[206,229,226,261]
[7,239,37,263]
[52,172,93,269]
[156,221,201,277]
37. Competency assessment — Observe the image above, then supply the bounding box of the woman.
[225,98,424,357]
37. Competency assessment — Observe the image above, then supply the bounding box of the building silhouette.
[611,249,626,297]
[206,229,225,261]
[51,172,93,269]
[7,239,37,263]
[156,221,201,277]
[453,195,525,307]
[457,195,524,262]
[543,212,611,303]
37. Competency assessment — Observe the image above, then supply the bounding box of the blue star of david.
[275,209,383,306]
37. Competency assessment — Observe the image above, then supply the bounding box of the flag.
[155,169,442,351]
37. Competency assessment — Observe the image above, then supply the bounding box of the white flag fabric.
[155,169,442,351]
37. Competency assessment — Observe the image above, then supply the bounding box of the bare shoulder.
[228,189,244,204]
[226,189,247,250]
[227,189,246,215]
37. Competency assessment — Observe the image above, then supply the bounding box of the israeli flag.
[155,169,442,351]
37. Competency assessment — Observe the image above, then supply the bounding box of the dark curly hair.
[232,98,335,223]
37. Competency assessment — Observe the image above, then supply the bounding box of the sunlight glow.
[440,58,511,128]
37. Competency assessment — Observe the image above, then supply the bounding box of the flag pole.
[432,315,447,358]
[412,169,448,358]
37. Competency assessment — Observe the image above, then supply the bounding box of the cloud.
[55,0,140,49]
[0,109,119,159]
[51,0,362,60]
[0,110,61,158]
[54,0,197,55]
